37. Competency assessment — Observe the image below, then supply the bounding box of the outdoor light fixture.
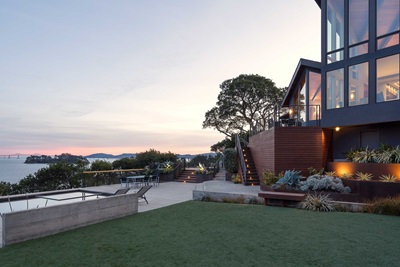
[289,108,293,115]
[335,127,340,132]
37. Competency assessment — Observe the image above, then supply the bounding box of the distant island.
[85,153,136,159]
[25,153,89,164]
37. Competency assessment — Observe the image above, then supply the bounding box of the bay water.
[0,156,113,184]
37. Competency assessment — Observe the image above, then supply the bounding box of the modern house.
[244,0,400,180]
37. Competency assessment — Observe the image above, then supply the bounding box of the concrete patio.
[85,180,263,213]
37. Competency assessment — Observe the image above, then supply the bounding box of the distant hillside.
[85,153,136,159]
[86,152,216,160]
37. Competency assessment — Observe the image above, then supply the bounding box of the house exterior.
[248,0,400,177]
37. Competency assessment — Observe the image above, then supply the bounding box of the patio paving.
[85,180,262,213]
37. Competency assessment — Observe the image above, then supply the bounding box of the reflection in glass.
[309,72,321,120]
[377,0,400,37]
[377,33,400,49]
[299,75,307,123]
[327,50,344,64]
[349,0,369,45]
[327,68,344,109]
[349,43,368,57]
[348,62,369,106]
[327,0,344,52]
[377,54,400,102]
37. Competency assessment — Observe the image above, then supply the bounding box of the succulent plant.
[379,174,399,183]
[356,172,373,181]
[301,193,335,212]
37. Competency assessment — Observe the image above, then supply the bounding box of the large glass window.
[377,54,400,102]
[309,72,321,120]
[348,62,369,106]
[327,68,344,109]
[349,0,369,57]
[299,76,307,122]
[377,0,400,49]
[327,0,344,63]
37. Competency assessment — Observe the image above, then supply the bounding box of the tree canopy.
[203,74,286,137]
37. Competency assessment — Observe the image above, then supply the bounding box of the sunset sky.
[1,0,321,156]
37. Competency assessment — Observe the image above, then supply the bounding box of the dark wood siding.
[249,127,331,177]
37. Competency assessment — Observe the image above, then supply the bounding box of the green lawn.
[0,201,399,267]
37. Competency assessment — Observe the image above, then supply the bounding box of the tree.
[210,137,235,153]
[203,74,286,137]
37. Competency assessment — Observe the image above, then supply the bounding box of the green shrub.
[261,170,279,185]
[223,148,238,173]
[308,167,324,176]
[362,196,400,216]
[301,193,335,212]
[231,173,241,183]
[346,145,400,164]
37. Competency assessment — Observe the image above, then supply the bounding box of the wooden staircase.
[175,168,198,183]
[241,147,260,186]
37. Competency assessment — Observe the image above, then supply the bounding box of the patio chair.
[113,188,130,195]
[136,185,152,204]
[149,173,159,187]
[120,177,131,188]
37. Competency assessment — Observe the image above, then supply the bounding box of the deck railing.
[251,104,321,136]
[235,134,247,185]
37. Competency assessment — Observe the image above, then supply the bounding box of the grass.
[0,201,399,267]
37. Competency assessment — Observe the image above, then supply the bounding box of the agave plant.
[301,193,335,212]
[274,170,303,188]
[379,174,399,183]
[340,173,353,179]
[356,172,373,181]
[324,171,337,177]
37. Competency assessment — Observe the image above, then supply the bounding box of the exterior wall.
[332,123,400,159]
[249,127,331,177]
[1,193,138,247]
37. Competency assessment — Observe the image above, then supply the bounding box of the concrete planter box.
[194,174,213,183]
[159,173,174,182]
[225,172,235,182]
[0,189,138,247]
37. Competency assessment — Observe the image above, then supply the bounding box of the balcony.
[251,104,321,136]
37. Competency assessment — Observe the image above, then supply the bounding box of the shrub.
[362,196,400,216]
[308,167,324,176]
[356,172,373,181]
[346,145,400,164]
[300,175,351,193]
[261,170,279,185]
[223,148,238,173]
[301,193,335,212]
[231,173,241,184]
[379,174,399,183]
[160,161,174,174]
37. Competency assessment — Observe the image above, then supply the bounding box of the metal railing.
[235,134,247,185]
[251,104,321,136]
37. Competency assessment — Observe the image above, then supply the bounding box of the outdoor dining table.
[125,175,146,188]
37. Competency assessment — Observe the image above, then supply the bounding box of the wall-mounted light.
[335,127,340,132]
[289,108,293,115]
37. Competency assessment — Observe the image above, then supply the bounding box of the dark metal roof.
[281,59,322,106]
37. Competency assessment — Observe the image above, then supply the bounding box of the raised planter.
[326,162,400,181]
[159,173,174,182]
[225,172,235,182]
[195,173,214,182]
[342,178,400,201]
